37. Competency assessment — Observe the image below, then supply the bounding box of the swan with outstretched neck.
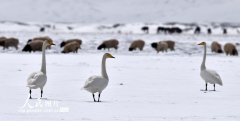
[83,53,115,102]
[198,42,223,91]
[26,40,55,99]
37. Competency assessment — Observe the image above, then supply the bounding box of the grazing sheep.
[22,40,44,52]
[224,43,238,56]
[151,41,168,53]
[61,41,80,53]
[141,26,149,34]
[4,37,19,50]
[0,36,6,39]
[0,37,19,50]
[29,40,44,52]
[207,28,212,34]
[60,39,82,48]
[211,41,223,53]
[194,26,201,34]
[39,27,45,32]
[31,36,53,49]
[223,28,227,34]
[97,39,119,50]
[163,40,175,51]
[157,27,182,34]
[129,40,145,51]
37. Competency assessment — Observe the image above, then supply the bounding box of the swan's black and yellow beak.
[198,42,205,45]
[108,54,115,58]
[106,53,115,58]
[47,40,55,45]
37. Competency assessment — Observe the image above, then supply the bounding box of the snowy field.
[0,28,239,121]
[0,52,240,121]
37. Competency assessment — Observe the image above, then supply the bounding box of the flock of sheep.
[0,36,238,56]
[211,41,238,56]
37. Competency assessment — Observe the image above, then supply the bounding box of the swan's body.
[198,42,223,91]
[27,71,47,89]
[84,76,108,93]
[26,40,55,98]
[83,53,115,102]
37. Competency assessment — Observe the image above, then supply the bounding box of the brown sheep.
[60,39,82,48]
[224,43,238,56]
[23,40,43,52]
[29,36,53,49]
[163,40,175,51]
[61,41,80,53]
[97,39,119,50]
[0,36,6,39]
[129,40,145,51]
[0,37,19,50]
[151,41,168,53]
[211,41,223,53]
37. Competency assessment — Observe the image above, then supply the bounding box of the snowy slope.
[0,0,240,23]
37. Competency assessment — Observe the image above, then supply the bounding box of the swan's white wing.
[201,69,223,85]
[84,76,108,93]
[27,71,47,89]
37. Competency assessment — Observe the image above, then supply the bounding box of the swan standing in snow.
[83,53,115,102]
[26,40,55,99]
[198,42,223,91]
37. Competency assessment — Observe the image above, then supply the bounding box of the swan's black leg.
[213,84,216,91]
[41,90,43,98]
[205,83,208,91]
[98,93,101,102]
[92,93,96,102]
[29,89,32,99]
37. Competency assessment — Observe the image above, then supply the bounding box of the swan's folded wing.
[205,69,223,85]
[27,72,45,86]
[84,76,104,88]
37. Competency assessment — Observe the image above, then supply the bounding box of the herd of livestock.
[0,36,238,56]
[141,25,229,35]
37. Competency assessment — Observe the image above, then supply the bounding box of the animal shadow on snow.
[200,89,220,93]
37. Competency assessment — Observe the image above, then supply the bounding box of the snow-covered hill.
[0,0,240,23]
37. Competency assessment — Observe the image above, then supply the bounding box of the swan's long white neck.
[201,44,206,70]
[101,56,108,80]
[41,41,47,74]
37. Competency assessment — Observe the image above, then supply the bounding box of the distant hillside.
[0,0,239,23]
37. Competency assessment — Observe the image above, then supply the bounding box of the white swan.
[26,40,55,99]
[83,53,115,102]
[198,42,223,91]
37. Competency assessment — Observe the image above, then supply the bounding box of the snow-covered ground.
[0,51,239,121]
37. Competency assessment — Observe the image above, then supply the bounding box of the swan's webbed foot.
[92,93,96,102]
